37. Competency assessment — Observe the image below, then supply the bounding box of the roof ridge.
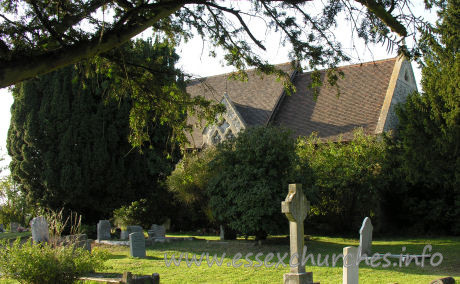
[187,62,293,82]
[299,57,398,75]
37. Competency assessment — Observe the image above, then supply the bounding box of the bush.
[0,238,107,284]
[167,148,217,229]
[113,199,163,229]
[207,126,296,240]
[296,129,387,234]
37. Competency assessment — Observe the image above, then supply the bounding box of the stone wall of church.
[383,60,418,132]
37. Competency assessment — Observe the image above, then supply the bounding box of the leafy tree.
[0,175,33,226]
[207,126,296,240]
[6,39,187,223]
[0,0,427,88]
[394,0,460,234]
[296,129,387,234]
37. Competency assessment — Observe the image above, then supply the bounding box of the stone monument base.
[283,272,313,284]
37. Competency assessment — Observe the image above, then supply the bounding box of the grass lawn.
[1,234,459,283]
[89,235,459,284]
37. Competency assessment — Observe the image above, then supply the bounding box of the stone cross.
[31,216,50,244]
[359,217,373,257]
[281,184,313,284]
[129,232,146,258]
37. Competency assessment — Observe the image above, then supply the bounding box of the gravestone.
[148,224,166,240]
[359,217,373,257]
[162,218,171,231]
[281,184,313,284]
[343,246,359,284]
[122,225,143,240]
[31,216,50,243]
[0,224,4,233]
[10,222,19,233]
[97,220,111,241]
[219,225,224,241]
[129,232,146,258]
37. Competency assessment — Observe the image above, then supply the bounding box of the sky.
[0,2,437,176]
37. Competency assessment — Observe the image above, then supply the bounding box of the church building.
[185,56,417,149]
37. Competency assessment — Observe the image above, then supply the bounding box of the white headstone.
[281,184,313,284]
[31,216,50,243]
[359,217,373,257]
[343,246,359,284]
[129,232,146,258]
[97,220,111,241]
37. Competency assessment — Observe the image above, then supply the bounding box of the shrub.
[296,129,388,234]
[207,126,296,240]
[166,148,217,229]
[0,238,107,284]
[113,199,159,229]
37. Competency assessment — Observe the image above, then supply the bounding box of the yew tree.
[6,39,189,222]
[1,0,430,88]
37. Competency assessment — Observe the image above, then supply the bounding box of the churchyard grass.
[0,231,30,240]
[93,235,459,283]
[0,234,459,283]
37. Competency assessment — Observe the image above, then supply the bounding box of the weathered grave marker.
[359,217,373,257]
[129,232,146,258]
[343,246,359,284]
[97,220,111,241]
[220,225,225,241]
[10,222,19,233]
[122,225,143,240]
[281,184,313,284]
[148,224,166,241]
[31,216,50,243]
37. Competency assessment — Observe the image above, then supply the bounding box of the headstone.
[31,216,50,243]
[127,225,143,234]
[148,224,166,240]
[359,217,373,256]
[219,225,224,241]
[343,246,359,284]
[129,232,146,258]
[10,222,19,233]
[162,218,171,231]
[121,225,143,240]
[97,220,111,241]
[0,224,4,233]
[281,184,313,284]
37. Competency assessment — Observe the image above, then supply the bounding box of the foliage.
[167,148,217,228]
[207,126,296,239]
[113,199,154,229]
[0,175,33,227]
[38,208,82,246]
[0,238,108,284]
[0,0,427,89]
[296,129,387,234]
[6,39,186,223]
[393,0,460,234]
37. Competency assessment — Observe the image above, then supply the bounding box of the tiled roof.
[186,62,295,147]
[272,57,397,141]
